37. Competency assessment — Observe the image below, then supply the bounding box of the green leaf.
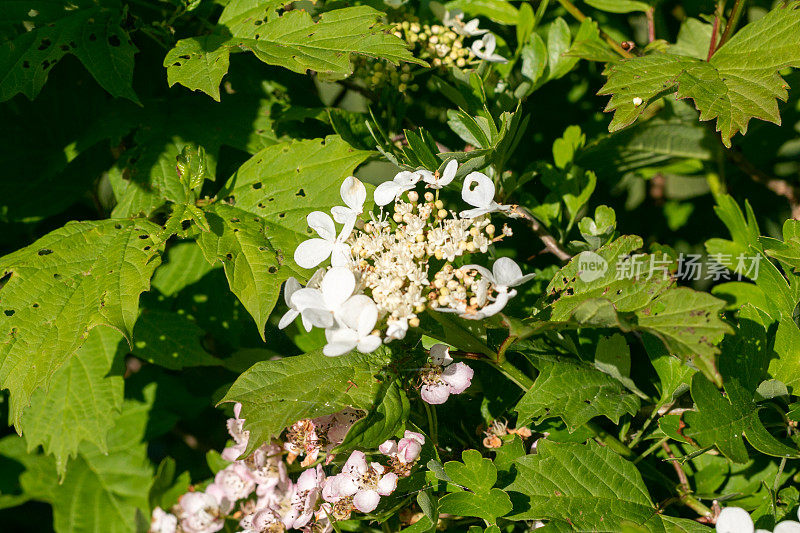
[515,354,640,431]
[18,326,126,478]
[165,5,425,99]
[506,440,710,531]
[439,450,512,523]
[217,135,371,274]
[600,4,800,147]
[132,309,220,369]
[444,0,520,25]
[336,379,410,451]
[221,347,392,454]
[197,203,284,339]
[585,0,651,13]
[595,333,648,398]
[0,2,138,102]
[682,373,800,463]
[163,35,231,102]
[0,218,163,427]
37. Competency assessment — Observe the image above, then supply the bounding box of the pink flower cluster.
[321,451,398,519]
[150,405,333,533]
[420,344,474,404]
[150,404,418,533]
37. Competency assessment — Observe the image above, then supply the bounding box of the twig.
[555,0,634,59]
[717,0,748,49]
[646,7,656,43]
[510,206,573,261]
[706,2,724,60]
[335,78,378,102]
[726,150,800,219]
[661,442,715,519]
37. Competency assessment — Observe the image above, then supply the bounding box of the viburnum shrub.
[4,1,800,533]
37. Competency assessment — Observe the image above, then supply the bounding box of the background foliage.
[2,0,800,531]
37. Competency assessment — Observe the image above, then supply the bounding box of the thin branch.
[707,11,721,61]
[646,7,656,43]
[509,206,573,261]
[661,442,715,520]
[555,0,635,59]
[726,149,800,219]
[717,0,748,49]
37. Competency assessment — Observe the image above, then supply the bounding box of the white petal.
[418,169,436,185]
[461,264,493,281]
[353,490,381,513]
[338,294,376,330]
[330,242,352,267]
[429,344,452,366]
[357,334,382,354]
[321,267,356,309]
[492,257,523,287]
[461,172,495,208]
[775,522,800,533]
[376,473,398,496]
[394,170,420,186]
[330,473,359,498]
[374,181,404,206]
[442,362,474,394]
[324,327,359,356]
[355,300,379,337]
[307,211,336,241]
[459,207,491,219]
[278,309,299,330]
[294,239,333,269]
[440,159,457,186]
[716,507,754,533]
[290,287,325,312]
[301,307,335,329]
[284,277,301,307]
[378,440,397,456]
[340,176,366,212]
[330,205,353,225]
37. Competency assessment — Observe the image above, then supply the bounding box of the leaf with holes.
[599,3,800,147]
[506,440,711,531]
[0,2,138,102]
[196,203,284,340]
[164,5,426,99]
[217,135,371,275]
[18,326,126,478]
[515,355,640,431]
[0,218,162,427]
[682,373,800,464]
[221,347,391,455]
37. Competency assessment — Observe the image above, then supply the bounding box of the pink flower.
[284,465,326,529]
[178,491,224,533]
[210,462,256,503]
[420,344,474,405]
[380,431,425,464]
[149,507,177,533]
[246,444,289,492]
[397,431,425,463]
[322,451,398,513]
[221,402,249,461]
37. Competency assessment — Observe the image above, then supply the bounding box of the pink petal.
[397,439,422,463]
[376,473,398,496]
[403,430,425,445]
[342,450,368,475]
[442,362,474,394]
[379,440,398,456]
[421,383,451,404]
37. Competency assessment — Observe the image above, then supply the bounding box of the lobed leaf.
[0,218,162,427]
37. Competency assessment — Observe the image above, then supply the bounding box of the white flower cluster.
[281,161,534,358]
[716,506,800,533]
[149,405,426,533]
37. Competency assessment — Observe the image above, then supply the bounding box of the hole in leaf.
[38,249,53,256]
[139,234,149,239]
[230,218,240,223]
[225,253,233,260]
[32,303,39,308]
[279,213,286,218]
[296,189,306,197]
[268,266,277,273]
[38,38,51,50]
[252,182,262,190]
[114,224,122,229]
[4,310,14,317]
[181,220,192,230]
